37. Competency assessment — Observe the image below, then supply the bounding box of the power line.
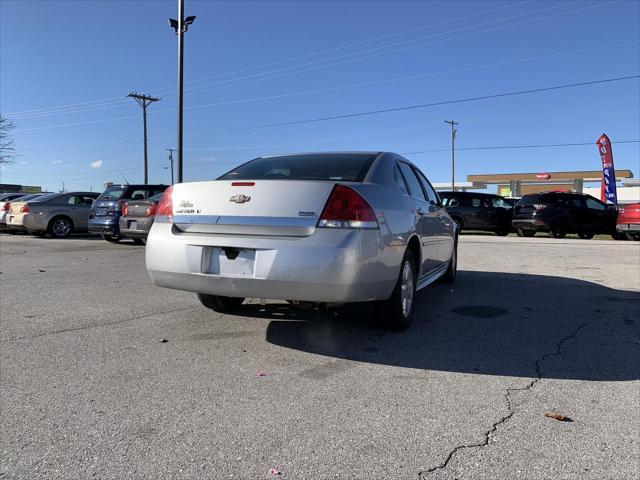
[401,140,640,155]
[4,1,533,118]
[127,92,161,183]
[245,75,640,129]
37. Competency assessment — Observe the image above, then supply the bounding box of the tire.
[47,216,73,238]
[197,293,244,312]
[517,228,536,238]
[375,249,417,331]
[626,232,639,241]
[495,229,510,236]
[102,234,122,243]
[578,231,594,240]
[611,231,626,241]
[132,238,145,245]
[441,237,458,283]
[550,220,568,239]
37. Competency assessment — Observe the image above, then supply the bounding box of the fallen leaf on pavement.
[38,269,46,272]
[268,468,280,476]
[256,370,268,377]
[159,338,168,343]
[545,412,573,422]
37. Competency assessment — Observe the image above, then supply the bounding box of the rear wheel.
[102,234,122,243]
[48,216,73,238]
[495,229,509,236]
[550,220,568,239]
[517,228,535,237]
[197,293,245,312]
[611,231,626,241]
[578,231,594,240]
[132,238,145,245]
[627,232,639,241]
[375,249,417,331]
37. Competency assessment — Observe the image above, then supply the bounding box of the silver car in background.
[7,192,99,238]
[146,152,457,329]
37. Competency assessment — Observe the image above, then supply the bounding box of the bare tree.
[0,116,16,165]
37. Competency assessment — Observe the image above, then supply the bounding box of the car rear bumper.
[145,222,401,303]
[616,223,640,232]
[6,214,28,230]
[119,216,153,238]
[512,218,550,231]
[88,218,119,235]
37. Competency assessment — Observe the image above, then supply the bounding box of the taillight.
[155,186,173,221]
[145,202,157,217]
[1,202,9,212]
[116,199,125,212]
[318,184,377,229]
[20,204,29,213]
[122,202,129,217]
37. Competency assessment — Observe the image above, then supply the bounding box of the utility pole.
[127,92,161,184]
[444,120,458,191]
[169,1,196,183]
[165,148,176,184]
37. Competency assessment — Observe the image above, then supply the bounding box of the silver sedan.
[7,192,99,238]
[146,152,457,329]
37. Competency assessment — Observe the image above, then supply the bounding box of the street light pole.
[444,120,458,191]
[169,1,196,184]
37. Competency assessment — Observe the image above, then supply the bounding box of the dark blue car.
[89,184,167,242]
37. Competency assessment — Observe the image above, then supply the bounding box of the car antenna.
[118,170,130,185]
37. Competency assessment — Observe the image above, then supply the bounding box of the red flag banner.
[596,133,618,204]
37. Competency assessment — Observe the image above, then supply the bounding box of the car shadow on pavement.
[254,271,640,381]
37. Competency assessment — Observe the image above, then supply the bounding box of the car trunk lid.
[171,180,337,237]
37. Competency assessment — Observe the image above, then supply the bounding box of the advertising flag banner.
[596,133,617,204]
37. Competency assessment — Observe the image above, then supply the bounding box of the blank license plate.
[204,247,255,277]
[128,220,137,229]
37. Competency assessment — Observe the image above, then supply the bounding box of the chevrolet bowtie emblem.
[230,194,251,204]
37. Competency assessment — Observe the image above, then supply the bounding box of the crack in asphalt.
[4,306,198,342]
[419,322,589,478]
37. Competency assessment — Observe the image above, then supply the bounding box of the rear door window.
[128,189,150,200]
[414,169,440,205]
[397,163,426,201]
[394,164,410,195]
[585,197,606,211]
[219,153,376,182]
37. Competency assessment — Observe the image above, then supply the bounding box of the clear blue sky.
[1,0,638,192]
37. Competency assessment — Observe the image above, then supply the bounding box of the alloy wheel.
[400,260,414,318]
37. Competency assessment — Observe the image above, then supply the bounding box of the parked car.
[512,192,617,239]
[439,191,513,236]
[118,192,164,244]
[146,152,458,330]
[89,184,168,242]
[6,192,99,237]
[616,202,640,241]
[0,193,44,228]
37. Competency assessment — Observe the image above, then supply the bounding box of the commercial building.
[0,184,43,194]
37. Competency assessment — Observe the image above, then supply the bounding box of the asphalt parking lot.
[1,233,638,479]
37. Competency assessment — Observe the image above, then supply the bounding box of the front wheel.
[197,293,245,312]
[48,216,73,238]
[495,229,510,236]
[375,249,417,331]
[102,234,122,243]
[578,231,594,240]
[441,238,458,283]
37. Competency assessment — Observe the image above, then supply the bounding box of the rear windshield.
[516,194,541,206]
[29,193,60,202]
[98,185,166,201]
[218,153,377,182]
[99,186,126,200]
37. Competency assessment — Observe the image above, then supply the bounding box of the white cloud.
[90,160,103,169]
[51,160,63,165]
[19,161,28,165]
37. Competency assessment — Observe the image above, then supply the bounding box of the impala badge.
[230,194,251,204]
[179,200,193,208]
